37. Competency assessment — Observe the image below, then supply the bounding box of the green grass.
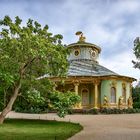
[0,119,83,140]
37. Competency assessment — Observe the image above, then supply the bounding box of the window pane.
[111,87,116,103]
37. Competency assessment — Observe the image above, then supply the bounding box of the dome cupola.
[67,31,101,63]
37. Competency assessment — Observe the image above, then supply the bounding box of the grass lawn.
[0,119,83,140]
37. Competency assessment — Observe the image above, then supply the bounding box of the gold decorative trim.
[73,80,79,86]
[93,79,101,85]
[110,80,117,87]
[122,82,126,88]
[48,75,135,83]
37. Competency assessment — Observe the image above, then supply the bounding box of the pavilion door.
[82,89,89,106]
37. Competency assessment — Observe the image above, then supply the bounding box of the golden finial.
[75,31,86,42]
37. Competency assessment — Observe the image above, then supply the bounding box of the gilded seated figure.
[103,95,109,108]
[128,96,133,108]
[74,102,82,109]
[118,96,124,107]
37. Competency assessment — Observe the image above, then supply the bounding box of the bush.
[135,108,140,113]
[99,108,140,114]
[14,90,81,117]
[14,106,48,114]
[132,87,140,109]
[133,102,140,108]
[68,109,99,114]
[69,109,88,114]
[88,108,99,114]
[100,108,108,114]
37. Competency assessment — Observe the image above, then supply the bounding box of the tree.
[132,37,140,108]
[132,37,140,69]
[132,87,140,108]
[0,16,80,124]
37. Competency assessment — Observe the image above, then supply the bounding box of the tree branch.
[19,57,36,76]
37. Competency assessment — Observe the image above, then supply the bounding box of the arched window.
[82,89,88,93]
[122,87,126,103]
[111,87,116,103]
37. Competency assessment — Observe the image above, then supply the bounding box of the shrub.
[100,108,106,114]
[133,102,140,108]
[68,108,140,115]
[99,108,140,114]
[88,108,99,114]
[71,109,88,114]
[114,108,122,114]
[135,108,140,113]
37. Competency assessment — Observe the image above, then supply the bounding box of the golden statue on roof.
[75,31,86,42]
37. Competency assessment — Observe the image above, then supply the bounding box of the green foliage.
[26,89,45,106]
[133,102,140,109]
[132,87,140,108]
[132,88,140,101]
[0,16,69,81]
[100,108,124,114]
[13,78,81,116]
[0,16,80,118]
[100,108,140,114]
[88,108,99,114]
[14,88,81,116]
[14,88,48,113]
[13,79,53,113]
[49,91,81,117]
[0,71,15,111]
[69,108,140,115]
[133,37,140,69]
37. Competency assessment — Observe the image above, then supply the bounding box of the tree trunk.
[0,82,21,124]
[4,90,6,107]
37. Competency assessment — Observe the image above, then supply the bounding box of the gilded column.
[73,81,81,109]
[74,82,79,95]
[94,80,100,109]
[129,83,132,97]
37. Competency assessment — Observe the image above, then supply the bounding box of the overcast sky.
[0,0,140,84]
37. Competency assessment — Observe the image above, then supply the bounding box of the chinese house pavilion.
[49,32,135,109]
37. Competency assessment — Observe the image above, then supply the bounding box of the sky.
[0,0,140,85]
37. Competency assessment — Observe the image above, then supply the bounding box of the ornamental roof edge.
[67,42,101,53]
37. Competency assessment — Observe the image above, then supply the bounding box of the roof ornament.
[75,31,86,42]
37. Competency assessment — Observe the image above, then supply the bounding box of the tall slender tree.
[132,37,140,69]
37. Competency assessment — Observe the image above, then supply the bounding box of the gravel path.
[6,112,140,140]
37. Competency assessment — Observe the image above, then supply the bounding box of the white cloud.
[0,0,140,84]
[100,50,140,80]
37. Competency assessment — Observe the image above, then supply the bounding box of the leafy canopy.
[0,16,80,118]
[0,15,69,92]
